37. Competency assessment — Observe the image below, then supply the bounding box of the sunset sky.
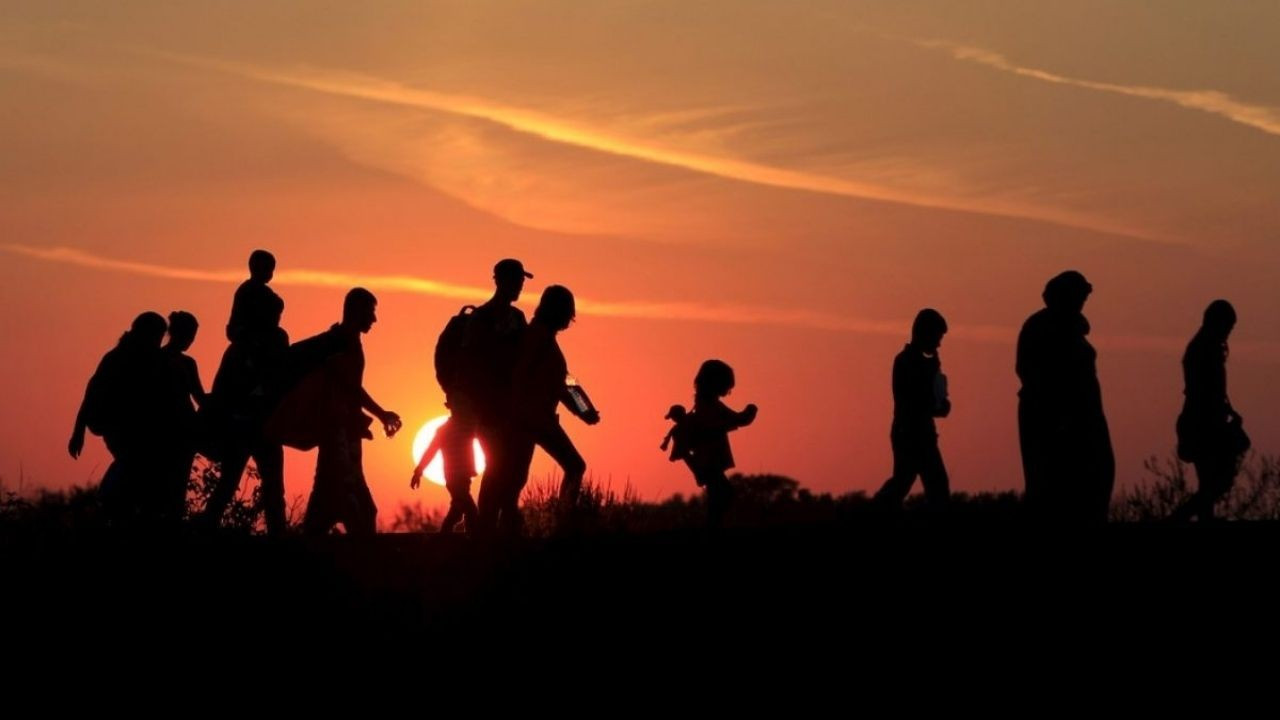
[3,2,1279,518]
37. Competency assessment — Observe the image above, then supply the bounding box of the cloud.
[11,243,1277,357]
[919,40,1280,138]
[148,50,1155,241]
[0,243,932,337]
[1,243,488,300]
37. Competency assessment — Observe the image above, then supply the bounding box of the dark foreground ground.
[6,521,1279,661]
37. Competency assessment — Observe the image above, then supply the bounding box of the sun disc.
[411,415,486,486]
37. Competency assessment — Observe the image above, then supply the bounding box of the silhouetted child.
[410,417,479,533]
[159,310,206,522]
[226,249,284,344]
[663,360,757,527]
[874,309,951,509]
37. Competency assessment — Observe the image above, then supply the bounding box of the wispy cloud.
[147,50,1154,242]
[11,243,1271,356]
[0,243,942,337]
[2,244,489,301]
[919,40,1280,138]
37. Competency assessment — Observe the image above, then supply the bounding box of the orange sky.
[3,2,1279,518]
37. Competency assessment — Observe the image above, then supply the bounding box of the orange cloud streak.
[920,40,1280,138]
[9,245,1280,357]
[149,50,1157,242]
[1,243,941,337]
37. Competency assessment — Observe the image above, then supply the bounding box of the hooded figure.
[1016,271,1115,522]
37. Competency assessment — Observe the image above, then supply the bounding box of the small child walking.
[662,359,757,527]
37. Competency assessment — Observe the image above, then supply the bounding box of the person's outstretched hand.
[583,409,601,426]
[382,411,403,438]
[743,404,759,424]
[410,469,422,490]
[68,429,85,459]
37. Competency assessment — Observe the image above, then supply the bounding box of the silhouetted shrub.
[1112,453,1280,522]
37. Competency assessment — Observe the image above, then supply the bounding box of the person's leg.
[474,422,505,534]
[439,419,478,533]
[875,430,921,508]
[1086,419,1116,523]
[497,430,537,537]
[311,432,375,536]
[303,435,341,536]
[1170,462,1209,523]
[161,447,195,525]
[702,471,732,528]
[537,422,587,517]
[253,441,287,535]
[1019,402,1050,517]
[918,436,951,508]
[1193,455,1236,522]
[99,460,125,527]
[344,436,377,536]
[1208,452,1241,514]
[118,443,163,529]
[106,452,146,529]
[442,478,477,533]
[202,442,250,527]
[440,501,462,533]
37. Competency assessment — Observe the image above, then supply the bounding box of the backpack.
[435,305,477,396]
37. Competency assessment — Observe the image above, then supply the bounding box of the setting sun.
[411,415,486,487]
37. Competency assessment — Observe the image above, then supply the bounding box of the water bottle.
[565,374,596,416]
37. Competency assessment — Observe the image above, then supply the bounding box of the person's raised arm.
[733,403,758,429]
[410,425,444,489]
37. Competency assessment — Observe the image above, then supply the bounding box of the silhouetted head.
[1042,271,1092,314]
[124,311,167,349]
[166,311,199,352]
[533,285,576,331]
[910,308,948,354]
[1202,299,1236,340]
[695,359,736,399]
[665,404,688,422]
[493,258,532,304]
[249,250,276,283]
[343,287,378,333]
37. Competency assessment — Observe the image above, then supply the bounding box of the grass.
[5,453,1278,537]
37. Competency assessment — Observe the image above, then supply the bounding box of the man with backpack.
[267,288,401,535]
[450,259,532,535]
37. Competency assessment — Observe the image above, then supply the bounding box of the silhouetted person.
[202,250,290,534]
[69,312,169,527]
[156,310,206,522]
[410,418,478,534]
[1171,300,1250,522]
[501,286,600,534]
[663,360,757,528]
[409,304,483,534]
[226,249,283,344]
[875,309,952,509]
[462,259,532,534]
[293,288,401,536]
[1017,271,1115,523]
